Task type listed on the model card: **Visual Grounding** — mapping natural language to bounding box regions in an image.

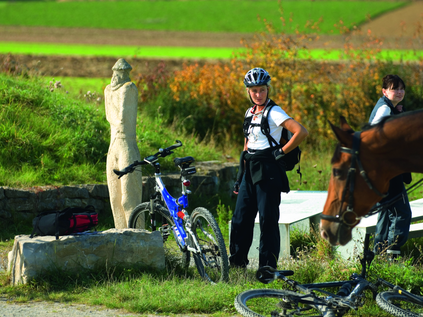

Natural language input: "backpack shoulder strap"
[261,100,279,148]
[243,107,255,140]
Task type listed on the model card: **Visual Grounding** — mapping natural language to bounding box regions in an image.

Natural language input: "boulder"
[7,229,165,285]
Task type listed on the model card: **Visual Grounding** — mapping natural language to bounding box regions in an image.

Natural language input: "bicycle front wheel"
[190,207,229,283]
[128,202,190,269]
[377,291,423,317]
[235,289,328,317]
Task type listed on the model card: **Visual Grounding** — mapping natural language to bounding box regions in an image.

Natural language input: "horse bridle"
[320,131,388,229]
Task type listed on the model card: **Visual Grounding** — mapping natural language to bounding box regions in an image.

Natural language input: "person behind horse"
[229,68,308,269]
[369,74,412,258]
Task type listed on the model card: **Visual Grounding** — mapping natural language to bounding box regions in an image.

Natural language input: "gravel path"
[0,297,222,317]
[0,298,140,317]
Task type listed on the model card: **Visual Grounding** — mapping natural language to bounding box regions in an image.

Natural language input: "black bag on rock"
[30,205,98,240]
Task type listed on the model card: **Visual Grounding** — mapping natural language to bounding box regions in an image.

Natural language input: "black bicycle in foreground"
[235,233,423,317]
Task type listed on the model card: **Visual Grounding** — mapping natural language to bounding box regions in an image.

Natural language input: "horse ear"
[339,116,355,133]
[329,120,353,147]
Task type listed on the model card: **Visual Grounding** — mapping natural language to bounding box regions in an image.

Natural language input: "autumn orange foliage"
[136,12,423,147]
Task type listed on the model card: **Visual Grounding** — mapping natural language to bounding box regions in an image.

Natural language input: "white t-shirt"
[371,104,391,124]
[246,105,291,150]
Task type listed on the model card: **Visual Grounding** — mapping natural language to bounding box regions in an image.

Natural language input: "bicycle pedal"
[161,224,171,232]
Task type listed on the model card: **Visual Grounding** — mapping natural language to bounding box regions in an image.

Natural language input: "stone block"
[190,175,218,196]
[3,187,32,198]
[0,187,4,200]
[83,198,105,213]
[0,209,11,218]
[6,197,36,212]
[63,198,84,208]
[8,229,165,285]
[35,187,59,201]
[36,200,59,212]
[59,186,90,199]
[82,184,109,199]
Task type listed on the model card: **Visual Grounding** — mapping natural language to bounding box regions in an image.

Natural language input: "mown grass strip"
[0,1,406,34]
[303,48,423,61]
[2,42,423,62]
[0,42,241,59]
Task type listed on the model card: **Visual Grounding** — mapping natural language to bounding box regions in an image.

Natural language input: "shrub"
[145,13,423,148]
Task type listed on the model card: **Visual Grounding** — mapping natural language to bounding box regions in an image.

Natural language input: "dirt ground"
[1,2,423,77]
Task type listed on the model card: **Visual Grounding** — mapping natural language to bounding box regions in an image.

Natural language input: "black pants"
[229,174,281,268]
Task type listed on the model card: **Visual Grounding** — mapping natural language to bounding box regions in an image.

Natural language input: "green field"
[0,42,242,59]
[0,0,406,34]
[2,41,423,62]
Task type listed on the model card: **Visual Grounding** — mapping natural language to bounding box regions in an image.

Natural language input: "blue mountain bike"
[114,140,229,283]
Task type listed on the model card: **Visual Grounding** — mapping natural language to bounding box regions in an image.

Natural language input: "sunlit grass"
[0,1,406,34]
[0,42,242,59]
[3,42,423,62]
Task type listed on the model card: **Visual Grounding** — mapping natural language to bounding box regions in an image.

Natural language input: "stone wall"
[0,162,238,226]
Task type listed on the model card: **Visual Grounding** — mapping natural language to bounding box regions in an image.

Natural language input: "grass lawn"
[2,42,423,62]
[0,42,242,59]
[0,1,406,34]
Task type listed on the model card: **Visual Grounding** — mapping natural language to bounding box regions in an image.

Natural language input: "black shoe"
[229,261,247,270]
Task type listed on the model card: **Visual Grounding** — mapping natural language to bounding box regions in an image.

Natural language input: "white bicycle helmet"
[244,68,271,87]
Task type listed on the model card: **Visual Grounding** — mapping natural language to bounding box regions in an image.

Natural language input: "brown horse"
[320,109,423,246]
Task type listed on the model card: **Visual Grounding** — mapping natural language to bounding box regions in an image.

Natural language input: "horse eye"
[333,168,347,180]
[333,168,341,177]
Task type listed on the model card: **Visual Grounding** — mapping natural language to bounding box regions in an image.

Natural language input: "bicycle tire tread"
[191,207,229,283]
[377,291,423,317]
[235,288,326,317]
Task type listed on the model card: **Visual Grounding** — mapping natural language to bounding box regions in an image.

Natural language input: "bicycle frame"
[146,154,199,254]
[256,233,383,313]
[115,140,230,283]
[152,169,188,249]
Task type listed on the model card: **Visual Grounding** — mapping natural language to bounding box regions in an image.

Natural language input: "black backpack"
[30,205,98,240]
[243,101,302,175]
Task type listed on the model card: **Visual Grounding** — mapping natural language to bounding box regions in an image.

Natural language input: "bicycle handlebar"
[113,140,183,178]
[162,140,182,152]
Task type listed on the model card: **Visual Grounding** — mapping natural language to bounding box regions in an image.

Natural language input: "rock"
[7,229,165,285]
[59,186,90,199]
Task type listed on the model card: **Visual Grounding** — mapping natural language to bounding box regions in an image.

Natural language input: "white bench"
[229,191,327,260]
[336,198,423,259]
[229,191,423,263]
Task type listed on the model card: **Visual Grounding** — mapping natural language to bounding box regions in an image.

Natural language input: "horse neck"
[362,110,423,177]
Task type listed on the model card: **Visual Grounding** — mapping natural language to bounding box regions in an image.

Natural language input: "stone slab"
[7,229,165,285]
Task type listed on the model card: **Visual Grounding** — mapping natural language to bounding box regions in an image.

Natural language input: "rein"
[367,178,423,217]
[320,131,388,228]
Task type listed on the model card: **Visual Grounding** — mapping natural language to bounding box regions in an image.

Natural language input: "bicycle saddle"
[174,156,195,168]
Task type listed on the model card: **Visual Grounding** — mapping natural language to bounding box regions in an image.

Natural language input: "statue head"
[111,59,132,90]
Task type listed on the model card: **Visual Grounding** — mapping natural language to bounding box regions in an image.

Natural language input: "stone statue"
[105,58,143,229]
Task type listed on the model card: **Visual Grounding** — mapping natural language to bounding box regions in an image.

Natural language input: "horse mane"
[332,109,423,164]
[361,109,423,131]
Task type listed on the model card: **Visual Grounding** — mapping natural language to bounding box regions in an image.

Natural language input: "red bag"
[67,211,99,234]
[31,205,98,239]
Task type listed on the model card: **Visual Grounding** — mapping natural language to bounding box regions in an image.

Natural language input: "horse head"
[320,117,390,246]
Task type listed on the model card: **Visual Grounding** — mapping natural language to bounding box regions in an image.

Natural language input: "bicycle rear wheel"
[377,291,423,317]
[128,202,190,269]
[190,207,229,283]
[235,288,329,317]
